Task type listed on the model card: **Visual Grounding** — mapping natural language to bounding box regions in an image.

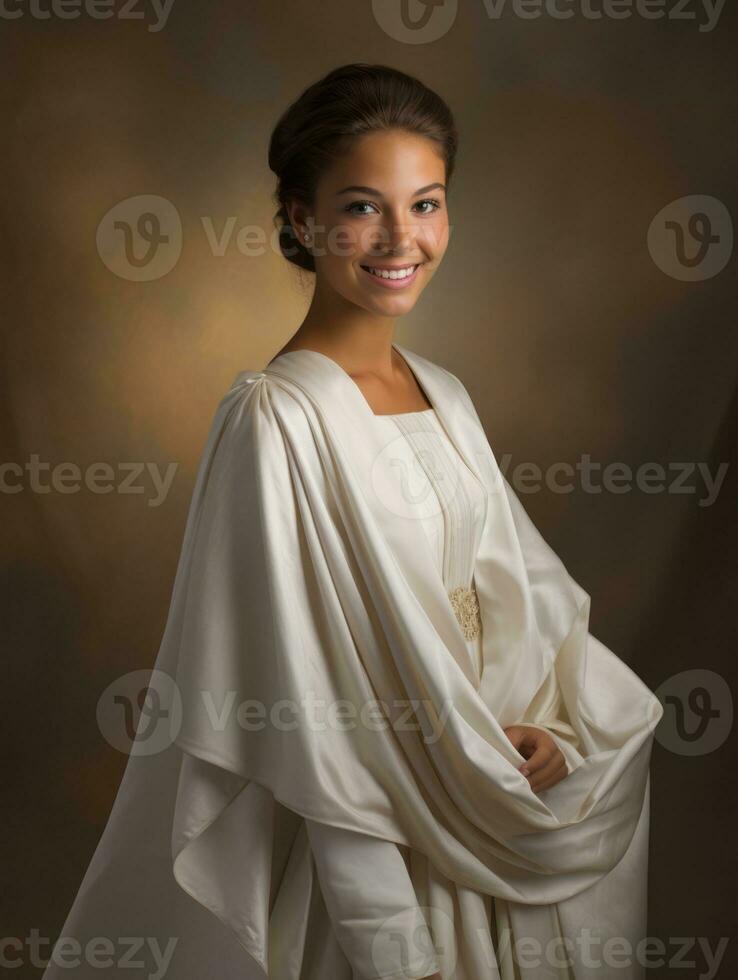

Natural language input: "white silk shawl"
[41,343,663,980]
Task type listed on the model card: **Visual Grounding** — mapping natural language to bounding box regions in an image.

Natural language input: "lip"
[359,263,422,289]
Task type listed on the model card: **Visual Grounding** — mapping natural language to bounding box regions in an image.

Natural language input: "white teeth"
[365,265,417,280]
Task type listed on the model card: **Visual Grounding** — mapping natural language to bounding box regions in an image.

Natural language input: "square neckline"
[372,408,436,419]
[376,407,436,419]
[267,343,436,418]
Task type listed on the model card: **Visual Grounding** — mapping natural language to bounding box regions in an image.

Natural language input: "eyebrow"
[334,182,446,198]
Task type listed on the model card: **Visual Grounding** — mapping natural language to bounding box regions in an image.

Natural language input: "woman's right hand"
[502,724,569,793]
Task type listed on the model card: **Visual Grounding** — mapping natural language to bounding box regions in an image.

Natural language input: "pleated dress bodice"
[369,407,488,683]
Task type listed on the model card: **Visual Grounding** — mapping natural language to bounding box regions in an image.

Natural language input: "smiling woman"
[268,65,453,340]
[41,64,661,980]
[282,136,448,312]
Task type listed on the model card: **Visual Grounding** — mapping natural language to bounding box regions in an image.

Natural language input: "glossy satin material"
[309,406,588,979]
[40,343,662,980]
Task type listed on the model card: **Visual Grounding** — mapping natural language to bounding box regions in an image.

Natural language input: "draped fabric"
[41,342,662,980]
[300,406,588,980]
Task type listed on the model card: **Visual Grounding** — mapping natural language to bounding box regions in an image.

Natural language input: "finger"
[533,763,567,794]
[504,726,537,753]
[526,749,564,789]
[519,741,556,776]
[530,757,568,793]
[529,759,565,793]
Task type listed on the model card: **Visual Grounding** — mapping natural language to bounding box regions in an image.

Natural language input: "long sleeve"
[304,818,441,980]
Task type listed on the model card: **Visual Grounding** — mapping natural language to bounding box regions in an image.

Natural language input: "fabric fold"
[41,344,662,980]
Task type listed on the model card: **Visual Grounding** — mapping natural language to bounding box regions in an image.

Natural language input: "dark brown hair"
[268,63,459,273]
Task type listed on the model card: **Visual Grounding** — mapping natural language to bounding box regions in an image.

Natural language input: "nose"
[369,215,416,257]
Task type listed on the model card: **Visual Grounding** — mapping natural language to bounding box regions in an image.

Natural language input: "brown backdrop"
[2,2,736,977]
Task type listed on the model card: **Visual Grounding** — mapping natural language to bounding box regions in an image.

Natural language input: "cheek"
[323,220,364,262]
[352,222,390,257]
[423,215,450,255]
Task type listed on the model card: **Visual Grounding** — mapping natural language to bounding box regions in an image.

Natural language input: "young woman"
[42,65,662,980]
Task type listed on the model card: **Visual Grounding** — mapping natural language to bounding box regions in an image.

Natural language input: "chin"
[371,296,420,317]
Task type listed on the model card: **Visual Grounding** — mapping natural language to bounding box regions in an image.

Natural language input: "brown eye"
[345,201,378,215]
[414,199,442,214]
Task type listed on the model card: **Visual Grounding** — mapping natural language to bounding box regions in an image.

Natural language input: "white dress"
[305,408,575,980]
[38,346,658,980]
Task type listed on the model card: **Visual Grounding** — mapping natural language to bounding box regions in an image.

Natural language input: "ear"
[285,199,312,241]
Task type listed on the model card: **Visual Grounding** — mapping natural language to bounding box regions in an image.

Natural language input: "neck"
[286,309,400,378]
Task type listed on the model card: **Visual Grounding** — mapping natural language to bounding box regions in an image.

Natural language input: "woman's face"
[289,129,450,318]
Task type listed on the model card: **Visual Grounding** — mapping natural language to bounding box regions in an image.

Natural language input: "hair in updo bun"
[268,63,458,273]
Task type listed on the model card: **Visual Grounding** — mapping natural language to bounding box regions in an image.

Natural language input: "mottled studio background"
[2,0,736,977]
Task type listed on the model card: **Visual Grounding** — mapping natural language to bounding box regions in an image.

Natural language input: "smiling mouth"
[359,263,420,281]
